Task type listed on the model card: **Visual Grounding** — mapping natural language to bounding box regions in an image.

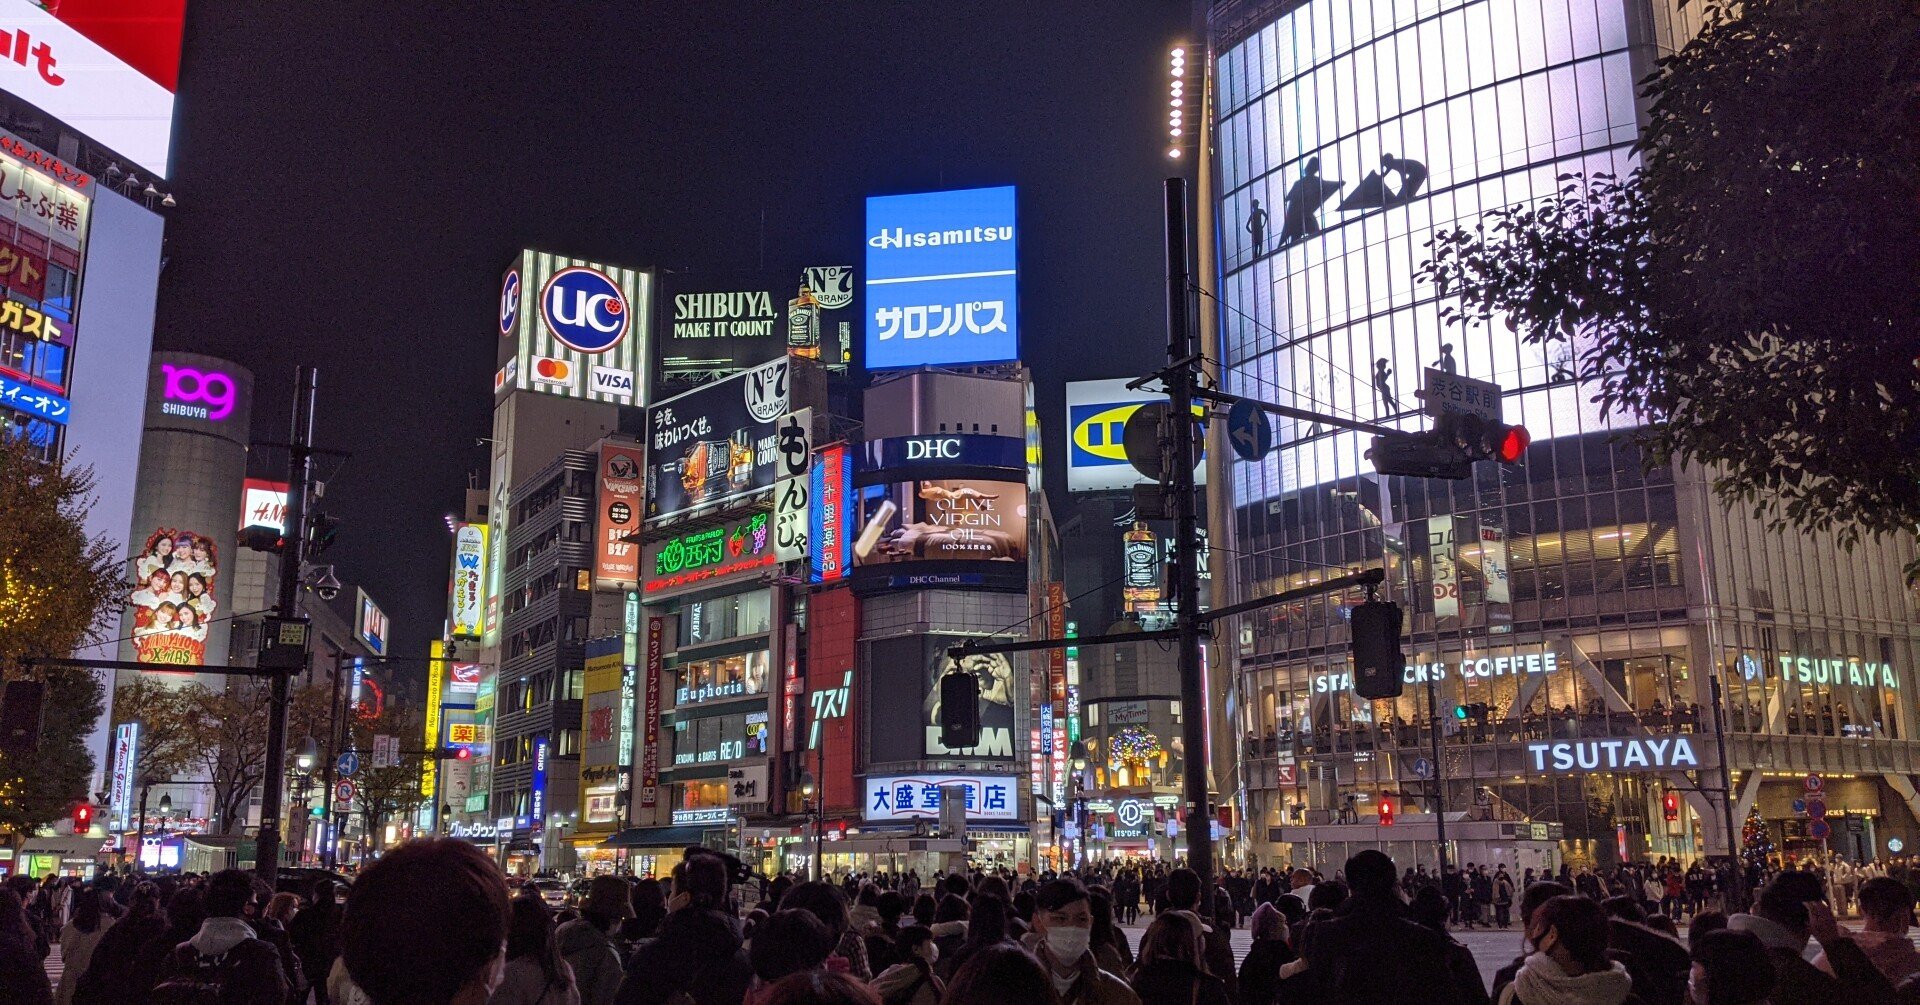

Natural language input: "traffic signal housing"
[436,746,472,761]
[1350,598,1406,699]
[1662,790,1680,822]
[307,512,342,557]
[1367,413,1530,479]
[72,803,93,832]
[240,525,285,553]
[938,663,982,750]
[1378,796,1394,827]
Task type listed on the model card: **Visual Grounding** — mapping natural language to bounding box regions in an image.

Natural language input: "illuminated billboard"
[641,512,775,596]
[645,357,790,523]
[1064,379,1206,493]
[127,527,217,667]
[0,1,184,177]
[240,478,287,532]
[496,249,651,405]
[448,522,486,638]
[852,479,1029,566]
[356,588,389,657]
[863,185,1018,370]
[809,443,853,584]
[657,267,854,380]
[594,441,644,587]
[865,635,1022,763]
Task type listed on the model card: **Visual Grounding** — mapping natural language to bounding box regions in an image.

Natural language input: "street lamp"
[799,770,819,881]
[294,736,320,773]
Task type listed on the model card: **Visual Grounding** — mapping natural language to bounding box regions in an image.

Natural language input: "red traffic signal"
[455,746,471,761]
[1378,796,1395,827]
[1662,791,1680,822]
[1495,424,1531,464]
[72,803,93,831]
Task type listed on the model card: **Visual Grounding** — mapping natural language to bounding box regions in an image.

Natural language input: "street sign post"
[335,780,354,804]
[336,752,359,777]
[1226,398,1273,461]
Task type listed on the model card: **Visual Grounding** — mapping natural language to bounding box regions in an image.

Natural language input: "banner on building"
[773,409,813,562]
[1429,517,1459,620]
[595,442,645,586]
[641,617,664,808]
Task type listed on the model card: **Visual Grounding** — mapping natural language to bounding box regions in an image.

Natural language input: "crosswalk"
[42,942,63,988]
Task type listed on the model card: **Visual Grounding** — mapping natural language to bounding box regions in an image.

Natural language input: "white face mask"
[1045,925,1091,965]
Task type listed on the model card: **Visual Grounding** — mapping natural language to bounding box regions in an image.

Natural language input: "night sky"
[155,3,1193,660]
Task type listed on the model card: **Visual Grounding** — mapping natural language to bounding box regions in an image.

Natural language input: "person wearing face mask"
[1500,896,1634,1005]
[341,839,512,1005]
[1021,878,1140,1005]
[868,926,943,1005]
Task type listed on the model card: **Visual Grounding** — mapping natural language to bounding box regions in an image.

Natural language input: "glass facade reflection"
[1211,0,1920,870]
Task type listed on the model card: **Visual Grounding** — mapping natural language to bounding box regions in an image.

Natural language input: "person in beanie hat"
[559,877,636,1005]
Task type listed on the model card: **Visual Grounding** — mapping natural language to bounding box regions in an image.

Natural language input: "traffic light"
[1452,702,1490,721]
[938,663,981,750]
[1378,796,1394,827]
[1350,598,1405,699]
[306,512,342,557]
[0,679,45,756]
[1367,414,1530,479]
[71,803,93,832]
[436,746,472,761]
[1662,790,1680,822]
[1453,704,1470,721]
[1438,412,1531,465]
[240,524,285,553]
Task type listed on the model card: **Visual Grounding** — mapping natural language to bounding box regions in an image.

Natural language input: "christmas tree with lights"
[1741,806,1774,867]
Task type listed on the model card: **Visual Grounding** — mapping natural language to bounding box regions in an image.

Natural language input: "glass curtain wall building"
[1210,0,1920,870]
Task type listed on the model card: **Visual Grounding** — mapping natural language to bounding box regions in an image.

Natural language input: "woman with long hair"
[492,896,579,1005]
[72,882,165,1005]
[1128,911,1228,1005]
[0,887,52,1005]
[939,943,1059,1005]
[53,887,113,1005]
[935,893,1008,982]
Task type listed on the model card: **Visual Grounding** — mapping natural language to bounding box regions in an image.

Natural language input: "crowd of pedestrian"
[8,843,1920,1005]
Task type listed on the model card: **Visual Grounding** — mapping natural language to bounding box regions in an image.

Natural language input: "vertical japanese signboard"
[595,442,645,587]
[449,523,486,638]
[423,642,445,799]
[773,409,812,562]
[641,617,663,809]
[109,721,138,833]
[810,443,853,583]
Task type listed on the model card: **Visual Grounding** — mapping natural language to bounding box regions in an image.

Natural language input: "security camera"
[312,566,343,602]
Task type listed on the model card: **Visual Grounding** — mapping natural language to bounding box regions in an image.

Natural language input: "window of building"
[680,591,772,648]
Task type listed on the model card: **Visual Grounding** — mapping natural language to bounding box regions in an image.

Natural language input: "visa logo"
[592,366,634,397]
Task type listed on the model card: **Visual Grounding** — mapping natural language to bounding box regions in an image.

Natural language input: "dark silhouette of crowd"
[11,843,1920,1005]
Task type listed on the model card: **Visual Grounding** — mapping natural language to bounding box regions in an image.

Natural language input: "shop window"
[675,650,770,705]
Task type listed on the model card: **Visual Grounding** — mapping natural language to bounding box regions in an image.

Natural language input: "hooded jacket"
[556,918,624,1005]
[153,917,290,1005]
[615,907,751,1005]
[1495,954,1633,1005]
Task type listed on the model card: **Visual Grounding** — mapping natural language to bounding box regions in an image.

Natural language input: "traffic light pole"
[1427,666,1450,879]
[259,366,317,887]
[1163,177,1212,889]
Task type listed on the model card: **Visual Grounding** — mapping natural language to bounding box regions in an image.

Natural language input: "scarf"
[1511,953,1633,1005]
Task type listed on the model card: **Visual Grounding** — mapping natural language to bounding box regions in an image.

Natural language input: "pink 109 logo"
[160,364,237,421]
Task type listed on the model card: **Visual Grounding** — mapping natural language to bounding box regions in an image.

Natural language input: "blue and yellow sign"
[1065,378,1206,493]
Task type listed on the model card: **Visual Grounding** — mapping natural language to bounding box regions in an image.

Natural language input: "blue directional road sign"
[1226,398,1273,462]
[336,751,359,777]
[1411,757,1435,780]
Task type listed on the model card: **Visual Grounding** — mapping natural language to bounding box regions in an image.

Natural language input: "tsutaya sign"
[1769,655,1900,690]
[1528,736,1700,774]
[1313,650,1561,694]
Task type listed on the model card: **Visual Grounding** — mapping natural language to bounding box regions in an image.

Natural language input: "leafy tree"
[347,703,428,853]
[110,678,203,785]
[1419,0,1920,558]
[0,435,124,833]
[186,678,335,835]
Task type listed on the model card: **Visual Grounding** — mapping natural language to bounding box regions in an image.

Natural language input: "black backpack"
[149,941,268,1005]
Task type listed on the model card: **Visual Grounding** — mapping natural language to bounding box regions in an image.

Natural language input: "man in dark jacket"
[616,854,751,1005]
[1300,851,1485,1005]
[1599,896,1690,1005]
[151,870,290,1005]
[1728,872,1893,1005]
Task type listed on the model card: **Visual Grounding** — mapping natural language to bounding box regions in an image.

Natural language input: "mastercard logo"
[532,356,574,384]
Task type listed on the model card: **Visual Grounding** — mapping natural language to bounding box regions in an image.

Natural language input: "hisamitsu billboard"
[864,185,1017,371]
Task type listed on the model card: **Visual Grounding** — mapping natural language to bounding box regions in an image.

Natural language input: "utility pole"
[320,648,346,871]
[258,366,317,886]
[1164,177,1212,888]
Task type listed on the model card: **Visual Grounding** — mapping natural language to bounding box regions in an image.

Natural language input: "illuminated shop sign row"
[1527,736,1700,774]
[863,774,1019,821]
[1313,650,1561,694]
[642,513,774,594]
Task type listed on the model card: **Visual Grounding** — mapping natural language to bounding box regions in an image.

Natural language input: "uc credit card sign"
[864,185,1018,370]
[1065,378,1207,493]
